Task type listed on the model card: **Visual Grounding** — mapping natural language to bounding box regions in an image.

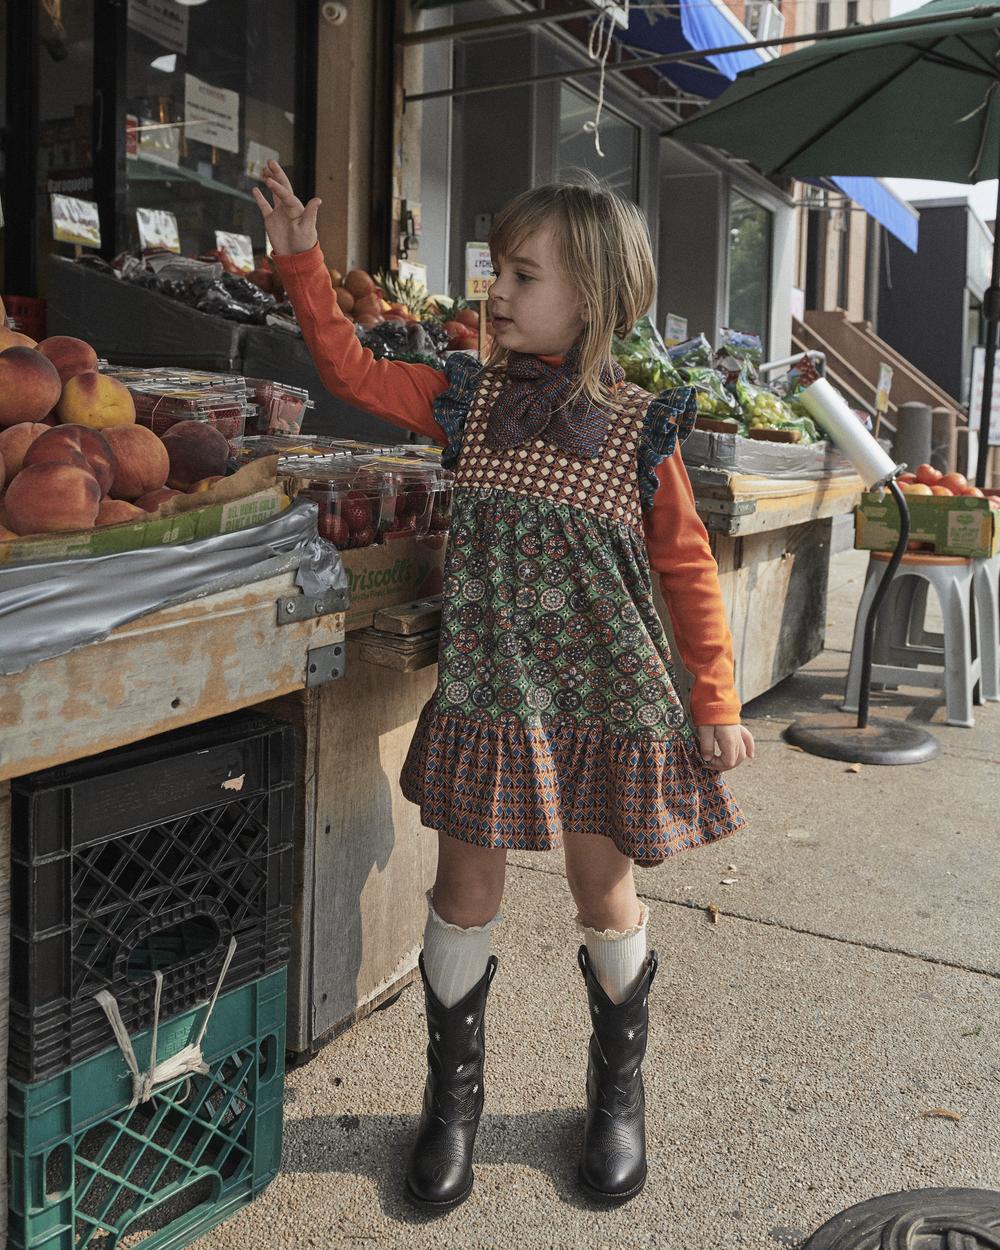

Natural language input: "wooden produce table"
[0,568,435,1243]
[657,468,866,708]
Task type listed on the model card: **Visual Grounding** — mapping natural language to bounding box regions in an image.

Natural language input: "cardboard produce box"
[0,459,287,566]
[855,492,999,558]
[339,533,446,630]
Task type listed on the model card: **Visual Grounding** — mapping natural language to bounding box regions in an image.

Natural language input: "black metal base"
[782,712,939,765]
[802,1185,1000,1247]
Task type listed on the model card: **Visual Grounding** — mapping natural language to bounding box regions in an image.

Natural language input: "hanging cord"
[583,1,632,158]
[95,936,237,1110]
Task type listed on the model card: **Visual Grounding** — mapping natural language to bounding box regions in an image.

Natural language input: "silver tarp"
[0,498,348,675]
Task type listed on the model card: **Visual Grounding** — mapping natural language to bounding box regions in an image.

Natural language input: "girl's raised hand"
[252,159,321,256]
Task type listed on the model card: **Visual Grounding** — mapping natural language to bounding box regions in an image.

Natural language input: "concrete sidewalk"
[198,544,1000,1250]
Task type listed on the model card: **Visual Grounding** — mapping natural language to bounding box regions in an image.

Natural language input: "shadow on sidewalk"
[280,1109,615,1217]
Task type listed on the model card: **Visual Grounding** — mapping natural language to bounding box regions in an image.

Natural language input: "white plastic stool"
[842,551,982,727]
[972,551,1000,700]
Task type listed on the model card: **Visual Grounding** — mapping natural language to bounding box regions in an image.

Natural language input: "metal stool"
[842,551,982,727]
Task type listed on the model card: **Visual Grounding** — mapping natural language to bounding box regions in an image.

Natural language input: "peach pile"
[0,332,235,539]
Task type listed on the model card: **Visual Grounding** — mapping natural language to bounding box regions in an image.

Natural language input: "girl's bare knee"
[431,834,507,926]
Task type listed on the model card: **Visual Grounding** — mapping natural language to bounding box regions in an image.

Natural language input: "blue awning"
[619,3,920,249]
[829,177,920,253]
[615,0,769,100]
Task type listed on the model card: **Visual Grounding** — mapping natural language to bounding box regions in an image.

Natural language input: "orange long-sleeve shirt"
[274,245,741,725]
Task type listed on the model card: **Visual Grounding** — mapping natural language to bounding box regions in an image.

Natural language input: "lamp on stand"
[781,378,939,765]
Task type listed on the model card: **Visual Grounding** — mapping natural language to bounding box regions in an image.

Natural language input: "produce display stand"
[658,467,866,706]
[0,568,351,1243]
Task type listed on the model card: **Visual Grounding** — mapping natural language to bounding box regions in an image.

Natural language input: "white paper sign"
[185,74,240,154]
[127,0,188,54]
[398,260,428,291]
[465,242,493,301]
[969,346,1000,446]
[875,362,893,415]
[136,207,180,253]
[245,139,280,181]
[664,313,687,347]
[51,194,101,248]
[215,230,255,273]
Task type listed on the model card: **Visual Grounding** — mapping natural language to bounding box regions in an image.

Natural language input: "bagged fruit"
[611,315,684,393]
[679,365,741,419]
[732,376,822,443]
[667,334,714,369]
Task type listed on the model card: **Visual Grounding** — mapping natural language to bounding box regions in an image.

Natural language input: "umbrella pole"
[974,174,1000,489]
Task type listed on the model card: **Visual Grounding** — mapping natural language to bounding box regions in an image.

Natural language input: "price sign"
[465,242,493,301]
[875,363,893,414]
[136,207,180,253]
[215,230,254,273]
[664,313,687,347]
[51,194,101,248]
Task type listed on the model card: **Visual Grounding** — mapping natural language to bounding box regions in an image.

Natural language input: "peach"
[188,475,224,494]
[23,424,117,496]
[36,335,99,385]
[104,424,169,500]
[161,422,229,490]
[96,498,145,526]
[56,371,135,430]
[0,347,62,426]
[0,326,37,351]
[136,486,181,512]
[0,423,47,483]
[5,462,101,534]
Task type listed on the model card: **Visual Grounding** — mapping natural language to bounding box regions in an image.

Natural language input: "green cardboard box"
[855,491,999,558]
[340,533,446,631]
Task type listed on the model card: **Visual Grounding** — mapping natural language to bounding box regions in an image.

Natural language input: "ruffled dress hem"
[399,702,748,868]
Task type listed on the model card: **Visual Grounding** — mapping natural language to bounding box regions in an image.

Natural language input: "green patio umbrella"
[667,0,1000,487]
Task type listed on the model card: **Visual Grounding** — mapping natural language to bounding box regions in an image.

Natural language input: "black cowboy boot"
[576,944,659,1204]
[405,951,499,1211]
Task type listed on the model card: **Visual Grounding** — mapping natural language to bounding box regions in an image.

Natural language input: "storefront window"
[35,0,95,296]
[558,84,639,201]
[728,190,772,341]
[125,0,306,257]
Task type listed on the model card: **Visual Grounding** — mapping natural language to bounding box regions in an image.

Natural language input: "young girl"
[255,160,754,1212]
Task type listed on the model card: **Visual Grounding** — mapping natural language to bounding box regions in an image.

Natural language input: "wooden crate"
[263,642,439,1055]
[0,782,10,1249]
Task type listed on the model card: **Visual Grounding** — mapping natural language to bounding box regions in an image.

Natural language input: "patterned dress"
[400,356,748,868]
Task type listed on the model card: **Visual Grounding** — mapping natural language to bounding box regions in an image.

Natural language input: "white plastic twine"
[583,2,632,158]
[95,936,238,1109]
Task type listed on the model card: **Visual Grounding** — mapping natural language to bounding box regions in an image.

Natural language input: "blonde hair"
[487,175,656,411]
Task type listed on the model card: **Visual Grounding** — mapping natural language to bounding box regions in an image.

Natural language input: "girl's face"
[488,223,587,357]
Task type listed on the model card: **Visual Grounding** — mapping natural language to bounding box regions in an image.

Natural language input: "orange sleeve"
[272,244,448,444]
[642,448,742,726]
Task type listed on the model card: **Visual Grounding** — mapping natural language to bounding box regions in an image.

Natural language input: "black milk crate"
[9,711,294,1084]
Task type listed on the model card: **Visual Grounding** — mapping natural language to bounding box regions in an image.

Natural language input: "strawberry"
[342,497,373,531]
[351,525,375,548]
[429,507,450,531]
[318,512,350,547]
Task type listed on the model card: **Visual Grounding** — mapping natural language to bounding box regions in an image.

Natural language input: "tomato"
[915,463,943,486]
[939,472,968,492]
[897,472,917,484]
[930,485,954,496]
[456,308,480,330]
[960,486,985,497]
[903,482,933,495]
[443,319,467,341]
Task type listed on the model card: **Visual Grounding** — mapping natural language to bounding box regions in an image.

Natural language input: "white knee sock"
[576,899,650,1005]
[422,888,503,1008]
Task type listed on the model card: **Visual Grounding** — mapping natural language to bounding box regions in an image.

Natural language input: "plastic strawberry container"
[297,458,395,550]
[358,457,442,539]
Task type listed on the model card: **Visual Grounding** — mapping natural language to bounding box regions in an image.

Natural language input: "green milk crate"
[7,967,287,1250]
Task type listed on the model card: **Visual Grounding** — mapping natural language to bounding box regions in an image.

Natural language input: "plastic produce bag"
[733,376,823,443]
[612,315,684,392]
[717,328,763,378]
[667,334,714,369]
[679,365,741,418]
